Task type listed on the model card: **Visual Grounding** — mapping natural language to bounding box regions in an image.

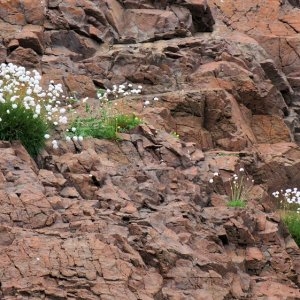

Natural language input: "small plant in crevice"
[170,131,180,139]
[209,168,254,208]
[67,83,145,141]
[272,188,300,246]
[0,63,71,157]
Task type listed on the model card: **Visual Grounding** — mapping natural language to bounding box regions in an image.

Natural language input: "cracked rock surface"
[0,134,299,299]
[0,0,299,299]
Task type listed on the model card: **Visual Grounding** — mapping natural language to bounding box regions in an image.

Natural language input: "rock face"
[0,0,299,299]
[208,0,300,142]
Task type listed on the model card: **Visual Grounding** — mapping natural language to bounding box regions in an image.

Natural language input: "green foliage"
[0,102,48,157]
[272,188,300,246]
[70,114,142,140]
[171,131,180,139]
[67,85,143,141]
[282,211,300,246]
[227,199,246,208]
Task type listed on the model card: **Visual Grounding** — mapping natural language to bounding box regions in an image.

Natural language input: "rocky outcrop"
[0,134,299,299]
[0,0,299,299]
[208,0,300,142]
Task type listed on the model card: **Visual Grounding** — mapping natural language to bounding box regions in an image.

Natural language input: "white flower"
[44,134,50,139]
[58,116,68,124]
[213,172,219,177]
[144,100,150,106]
[71,127,76,132]
[239,168,244,172]
[10,95,19,102]
[72,136,78,142]
[12,104,17,109]
[153,97,159,101]
[209,178,214,183]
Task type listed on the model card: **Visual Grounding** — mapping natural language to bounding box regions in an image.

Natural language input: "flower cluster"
[144,96,159,107]
[209,172,219,183]
[0,63,71,155]
[272,188,300,213]
[0,63,68,125]
[97,83,142,100]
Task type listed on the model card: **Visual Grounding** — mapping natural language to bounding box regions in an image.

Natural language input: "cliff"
[0,1,299,299]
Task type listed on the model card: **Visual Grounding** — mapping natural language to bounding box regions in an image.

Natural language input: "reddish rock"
[252,142,300,190]
[59,0,85,28]
[7,46,41,69]
[23,0,46,25]
[0,1,26,25]
[122,9,188,42]
[251,115,292,143]
[15,26,45,55]
[0,1,298,299]
[64,74,96,98]
[245,247,265,275]
[252,280,300,299]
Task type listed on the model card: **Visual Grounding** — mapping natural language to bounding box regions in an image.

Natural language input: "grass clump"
[227,199,246,208]
[209,168,254,208]
[67,84,144,141]
[282,212,300,246]
[272,188,300,246]
[0,63,70,157]
[70,113,142,140]
[0,102,48,157]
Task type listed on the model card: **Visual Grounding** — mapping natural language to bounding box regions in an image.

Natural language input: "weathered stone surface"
[251,142,300,191]
[7,46,41,69]
[0,131,298,299]
[15,26,44,55]
[0,0,299,299]
[64,74,96,97]
[251,115,292,143]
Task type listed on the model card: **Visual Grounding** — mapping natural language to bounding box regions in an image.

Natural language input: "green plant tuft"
[272,188,300,246]
[67,84,144,141]
[282,211,300,246]
[70,114,142,140]
[171,131,180,139]
[227,199,246,208]
[0,102,48,157]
